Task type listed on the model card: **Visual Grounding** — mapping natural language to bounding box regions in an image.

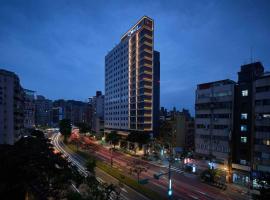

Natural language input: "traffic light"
[168,189,172,196]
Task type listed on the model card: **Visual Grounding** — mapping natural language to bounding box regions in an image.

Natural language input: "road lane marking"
[121,188,128,193]
[188,194,199,199]
[53,133,146,200]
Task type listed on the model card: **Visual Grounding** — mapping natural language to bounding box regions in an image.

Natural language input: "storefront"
[232,171,250,187]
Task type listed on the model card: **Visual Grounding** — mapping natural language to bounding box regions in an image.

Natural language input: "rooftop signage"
[128,25,141,37]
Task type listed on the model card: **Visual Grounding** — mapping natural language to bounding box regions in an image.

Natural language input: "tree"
[200,168,223,183]
[0,129,118,200]
[126,131,151,154]
[86,156,96,175]
[75,122,91,134]
[106,131,121,148]
[59,119,72,143]
[66,191,84,200]
[0,129,79,199]
[127,131,151,145]
[158,120,173,143]
[127,160,148,182]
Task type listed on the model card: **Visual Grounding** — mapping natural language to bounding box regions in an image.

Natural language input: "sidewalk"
[91,139,254,198]
[227,183,249,194]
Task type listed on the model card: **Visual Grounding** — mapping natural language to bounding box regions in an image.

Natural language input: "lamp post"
[168,143,173,199]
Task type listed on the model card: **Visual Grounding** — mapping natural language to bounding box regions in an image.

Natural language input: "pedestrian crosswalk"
[168,166,184,174]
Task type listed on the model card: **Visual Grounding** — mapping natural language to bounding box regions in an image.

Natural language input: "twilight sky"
[0,0,270,113]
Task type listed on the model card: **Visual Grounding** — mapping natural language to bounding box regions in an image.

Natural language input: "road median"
[65,142,165,200]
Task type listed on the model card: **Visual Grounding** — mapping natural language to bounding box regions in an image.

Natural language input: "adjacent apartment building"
[23,89,36,128]
[175,109,195,151]
[35,95,53,127]
[232,62,270,186]
[0,69,24,145]
[195,62,270,186]
[254,72,270,175]
[195,79,235,180]
[91,91,104,133]
[158,108,194,151]
[104,16,160,136]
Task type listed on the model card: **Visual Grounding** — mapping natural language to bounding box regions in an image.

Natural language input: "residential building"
[159,115,176,146]
[84,100,93,129]
[65,100,88,125]
[23,89,36,128]
[91,91,104,133]
[52,106,64,126]
[159,108,194,151]
[175,109,195,151]
[160,107,168,121]
[52,99,89,127]
[105,16,158,136]
[0,69,24,145]
[254,73,270,174]
[195,79,235,179]
[232,62,266,186]
[194,62,269,186]
[35,95,52,127]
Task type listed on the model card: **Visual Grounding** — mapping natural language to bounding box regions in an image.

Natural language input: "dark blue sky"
[1,0,270,113]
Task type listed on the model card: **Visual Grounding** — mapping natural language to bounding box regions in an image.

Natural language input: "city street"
[54,131,249,200]
[51,132,150,200]
[1,2,269,200]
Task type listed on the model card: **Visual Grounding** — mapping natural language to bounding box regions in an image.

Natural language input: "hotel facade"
[105,16,159,135]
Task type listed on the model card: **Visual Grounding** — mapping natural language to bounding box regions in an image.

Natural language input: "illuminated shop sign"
[128,25,141,37]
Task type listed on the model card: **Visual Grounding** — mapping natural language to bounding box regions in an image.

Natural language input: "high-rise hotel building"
[105,16,159,135]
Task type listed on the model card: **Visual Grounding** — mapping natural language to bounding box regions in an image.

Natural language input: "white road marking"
[52,132,147,200]
[188,194,199,199]
[121,188,128,193]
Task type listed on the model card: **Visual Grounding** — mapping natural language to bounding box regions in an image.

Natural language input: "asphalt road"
[51,132,149,200]
[76,132,249,200]
[52,131,250,200]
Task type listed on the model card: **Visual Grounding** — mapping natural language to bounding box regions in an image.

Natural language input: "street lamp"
[168,143,173,199]
[168,178,172,197]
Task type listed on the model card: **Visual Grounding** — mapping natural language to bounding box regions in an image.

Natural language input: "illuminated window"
[263,140,270,146]
[241,125,247,132]
[241,113,248,120]
[241,137,247,143]
[263,114,270,119]
[242,90,248,96]
[240,159,247,165]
